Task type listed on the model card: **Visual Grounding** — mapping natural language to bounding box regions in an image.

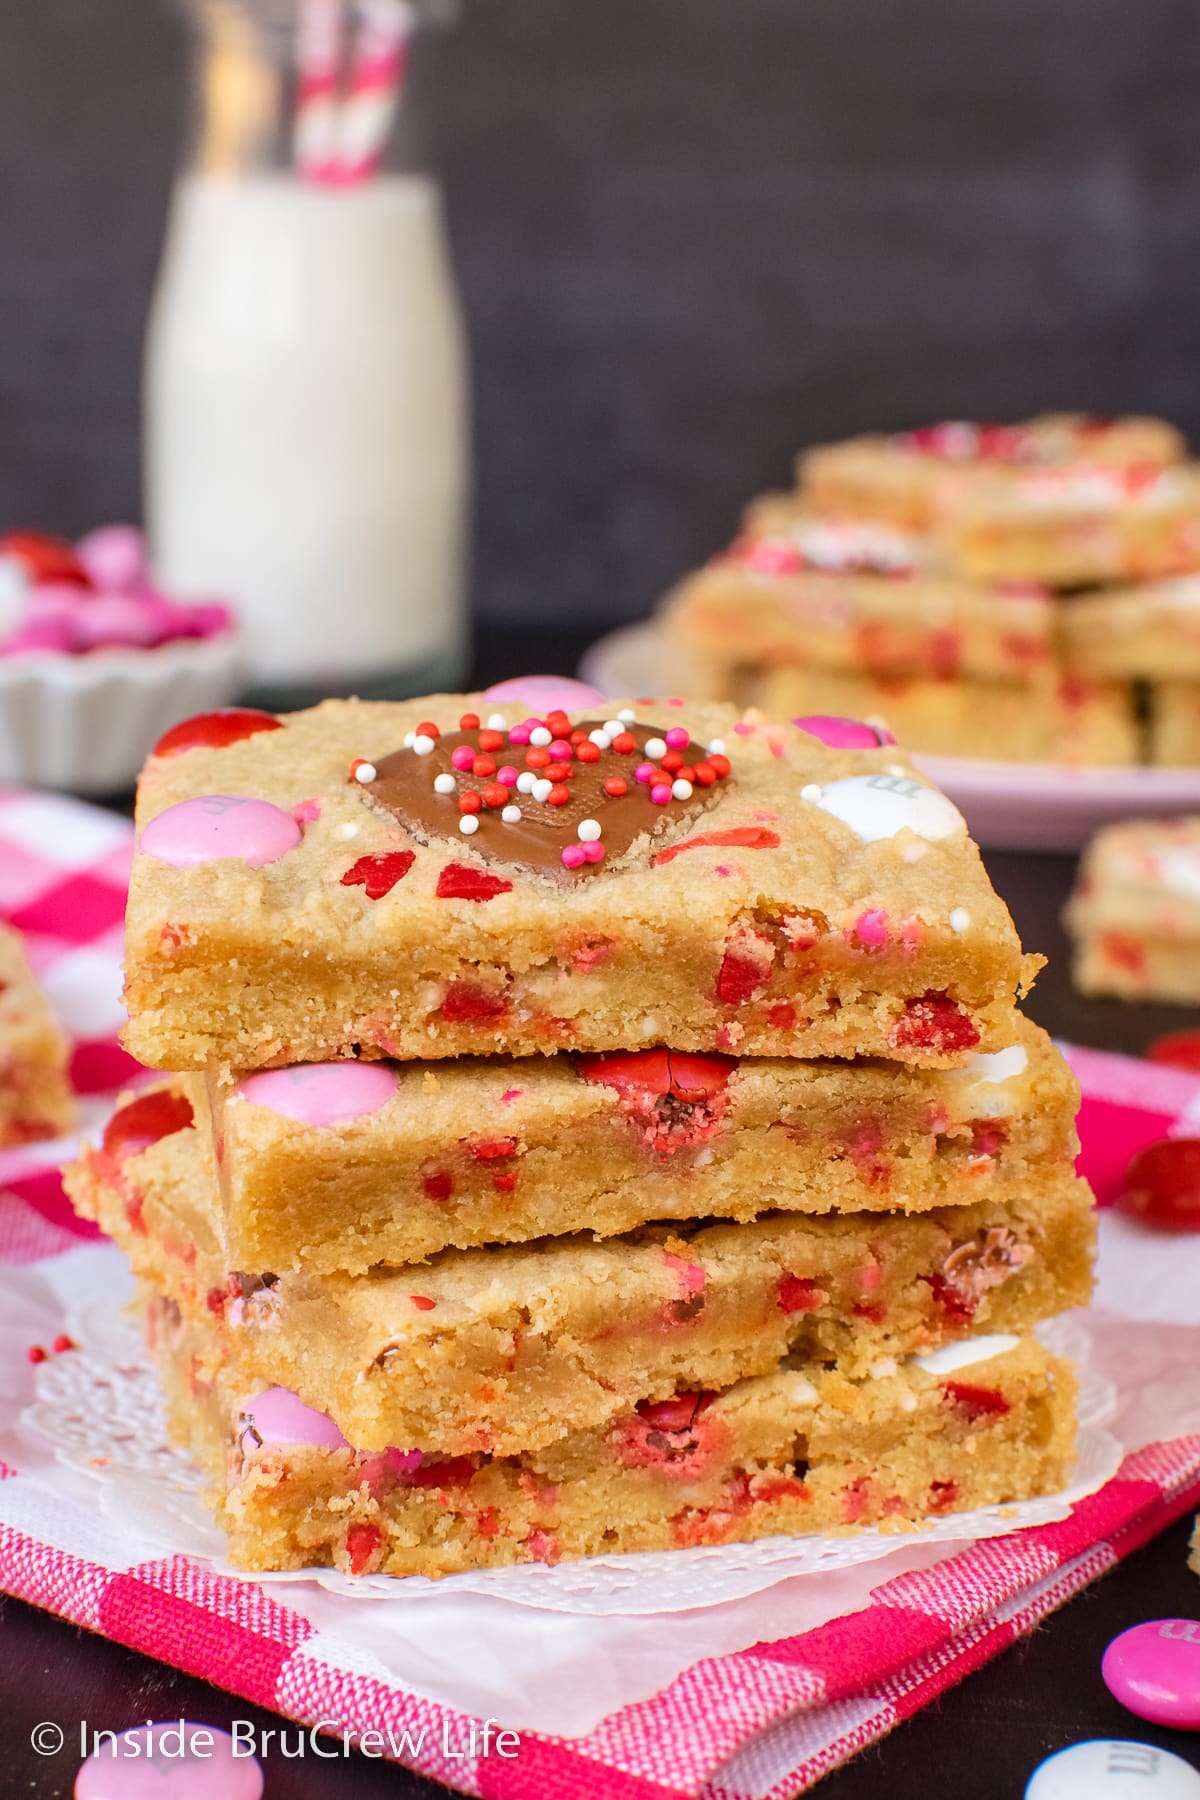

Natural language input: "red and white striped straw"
[293,0,348,183]
[334,0,414,185]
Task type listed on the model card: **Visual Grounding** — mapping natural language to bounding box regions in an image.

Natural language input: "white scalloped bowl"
[0,633,246,794]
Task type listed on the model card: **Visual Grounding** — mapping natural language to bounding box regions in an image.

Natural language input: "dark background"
[5,0,1200,633]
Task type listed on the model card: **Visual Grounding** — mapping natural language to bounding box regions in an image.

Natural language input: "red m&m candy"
[1120,1139,1200,1231]
[153,709,284,758]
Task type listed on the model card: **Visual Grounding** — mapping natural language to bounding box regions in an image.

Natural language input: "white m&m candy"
[1025,1740,1200,1800]
[816,774,966,845]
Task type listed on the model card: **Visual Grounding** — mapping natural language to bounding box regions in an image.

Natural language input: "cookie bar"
[761,667,1138,767]
[1148,684,1200,767]
[799,415,1186,533]
[147,1304,1078,1577]
[1066,817,1200,1002]
[936,465,1200,590]
[1059,577,1200,682]
[77,1018,1078,1272]
[121,696,1038,1072]
[662,540,1056,702]
[0,923,73,1146]
[65,1090,1093,1452]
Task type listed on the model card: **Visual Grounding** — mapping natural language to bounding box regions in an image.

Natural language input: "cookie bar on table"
[1059,575,1200,683]
[147,1300,1078,1577]
[0,922,73,1146]
[1149,685,1200,767]
[761,667,1139,767]
[1066,816,1200,1003]
[121,696,1038,1073]
[66,1088,1093,1453]
[78,1017,1079,1272]
[798,415,1186,533]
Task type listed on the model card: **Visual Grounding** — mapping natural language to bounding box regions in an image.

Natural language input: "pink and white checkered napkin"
[1,786,1199,1800]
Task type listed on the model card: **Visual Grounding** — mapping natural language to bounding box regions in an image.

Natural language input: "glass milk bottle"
[144,0,470,703]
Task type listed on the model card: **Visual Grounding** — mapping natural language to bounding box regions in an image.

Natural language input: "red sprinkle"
[26,1346,47,1365]
[525,747,552,769]
[102,1089,195,1159]
[153,708,284,758]
[575,741,601,763]
[660,750,685,773]
[612,732,637,754]
[604,777,628,797]
[345,1521,383,1575]
[545,762,572,782]
[416,720,440,739]
[441,982,509,1022]
[889,992,979,1055]
[493,1171,518,1192]
[708,753,731,777]
[435,863,513,902]
[340,850,416,899]
[472,755,497,778]
[458,791,483,814]
[778,1275,823,1314]
[459,712,480,730]
[653,827,779,868]
[692,761,717,786]
[410,1295,437,1311]
[467,1137,518,1160]
[547,784,571,806]
[52,1334,76,1354]
[422,1170,453,1202]
[478,729,504,752]
[482,783,508,808]
[943,1381,1010,1422]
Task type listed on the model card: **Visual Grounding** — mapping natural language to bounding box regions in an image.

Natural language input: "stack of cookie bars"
[663,413,1200,766]
[67,692,1094,1577]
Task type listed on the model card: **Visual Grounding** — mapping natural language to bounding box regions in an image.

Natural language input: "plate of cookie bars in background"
[584,412,1200,849]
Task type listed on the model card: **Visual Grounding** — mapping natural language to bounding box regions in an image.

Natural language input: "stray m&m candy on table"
[1025,1740,1200,1800]
[75,1722,263,1799]
[1120,1140,1200,1232]
[1102,1620,1200,1730]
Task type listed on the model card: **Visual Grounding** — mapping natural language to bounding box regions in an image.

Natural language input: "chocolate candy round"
[241,1386,347,1449]
[816,773,965,844]
[1024,1741,1200,1798]
[483,674,607,710]
[235,1062,398,1128]
[1121,1139,1200,1232]
[139,795,301,868]
[793,714,897,749]
[75,1722,263,1800]
[1102,1621,1200,1729]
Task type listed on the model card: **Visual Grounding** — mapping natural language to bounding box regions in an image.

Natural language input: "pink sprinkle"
[582,841,604,862]
[508,725,532,746]
[497,766,519,787]
[664,727,689,749]
[451,746,474,771]
[650,784,672,804]
[386,1446,425,1476]
[634,761,656,784]
[733,722,755,736]
[663,1252,707,1295]
[860,1262,882,1291]
[753,810,780,822]
[292,798,322,825]
[550,739,573,759]
[500,1087,522,1104]
[713,864,732,877]
[562,844,587,868]
[855,908,889,947]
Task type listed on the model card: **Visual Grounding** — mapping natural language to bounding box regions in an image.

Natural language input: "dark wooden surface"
[0,626,1198,1796]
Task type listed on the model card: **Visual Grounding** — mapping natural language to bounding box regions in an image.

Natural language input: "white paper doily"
[18,1253,1120,1617]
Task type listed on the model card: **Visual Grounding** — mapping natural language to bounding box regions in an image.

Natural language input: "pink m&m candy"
[235,1062,398,1128]
[1102,1619,1200,1729]
[75,1721,263,1800]
[793,714,897,749]
[139,795,301,868]
[241,1386,348,1450]
[483,675,607,711]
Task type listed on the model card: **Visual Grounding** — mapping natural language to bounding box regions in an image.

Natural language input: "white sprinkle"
[603,720,623,738]
[618,708,636,723]
[434,773,457,795]
[588,728,612,749]
[529,726,553,747]
[707,738,726,755]
[900,840,928,863]
[516,771,537,795]
[532,778,553,803]
[353,761,376,785]
[644,736,667,760]
[502,805,522,824]
[638,1015,661,1038]
[403,731,416,748]
[458,814,480,835]
[869,1357,898,1380]
[887,763,906,777]
[334,822,359,841]
[949,907,971,932]
[578,819,602,842]
[413,734,436,756]
[486,712,507,730]
[672,778,693,800]
[801,783,822,803]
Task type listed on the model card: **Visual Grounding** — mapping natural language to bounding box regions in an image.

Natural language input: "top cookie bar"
[121,694,1037,1073]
